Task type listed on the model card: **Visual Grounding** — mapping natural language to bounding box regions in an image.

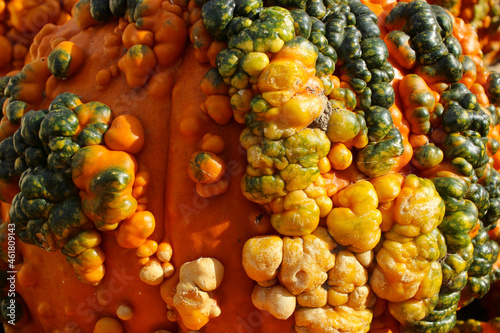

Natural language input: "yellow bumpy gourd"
[326,180,382,253]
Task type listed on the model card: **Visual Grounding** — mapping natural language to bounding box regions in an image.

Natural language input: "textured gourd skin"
[461,223,500,304]
[0,0,75,77]
[0,13,294,332]
[0,0,499,331]
[408,176,477,332]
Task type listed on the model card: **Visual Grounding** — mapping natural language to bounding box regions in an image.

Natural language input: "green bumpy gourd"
[0,112,47,202]
[412,144,444,169]
[440,83,490,137]
[267,0,307,9]
[370,82,394,109]
[73,102,112,146]
[439,199,478,252]
[272,0,342,20]
[90,0,112,22]
[299,0,401,179]
[109,0,127,17]
[37,94,112,170]
[486,71,500,105]
[228,6,295,52]
[341,59,372,86]
[0,137,19,185]
[49,92,82,110]
[356,127,404,178]
[47,46,75,80]
[413,30,448,65]
[461,223,500,303]
[452,318,500,333]
[436,83,492,182]
[466,183,490,219]
[291,9,312,39]
[444,35,462,59]
[241,173,287,204]
[327,0,398,175]
[415,54,463,85]
[225,17,253,40]
[12,110,47,175]
[350,0,379,37]
[4,94,117,284]
[62,230,102,257]
[234,0,263,16]
[76,0,172,25]
[39,108,79,144]
[441,103,473,134]
[389,1,452,37]
[10,166,79,249]
[359,82,373,108]
[241,127,330,236]
[0,76,11,109]
[205,4,301,91]
[308,18,337,77]
[330,88,357,110]
[4,100,29,125]
[337,26,362,64]
[479,165,500,229]
[410,177,477,332]
[48,197,94,244]
[364,105,393,142]
[306,0,327,19]
[202,0,236,40]
[325,11,347,49]
[440,82,480,111]
[216,49,244,78]
[385,0,463,84]
[360,38,388,69]
[487,104,500,130]
[443,132,488,171]
[461,55,477,80]
[3,66,27,101]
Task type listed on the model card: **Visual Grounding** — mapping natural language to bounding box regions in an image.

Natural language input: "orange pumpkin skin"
[1,0,500,332]
[0,0,76,76]
[0,11,301,331]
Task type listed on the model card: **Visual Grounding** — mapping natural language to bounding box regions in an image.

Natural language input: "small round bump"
[93,317,123,333]
[116,304,134,321]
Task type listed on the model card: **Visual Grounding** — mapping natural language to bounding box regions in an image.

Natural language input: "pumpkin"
[427,0,500,66]
[0,0,499,332]
[0,0,76,76]
[451,318,500,332]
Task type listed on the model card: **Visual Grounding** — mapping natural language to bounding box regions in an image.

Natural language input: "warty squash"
[0,0,499,332]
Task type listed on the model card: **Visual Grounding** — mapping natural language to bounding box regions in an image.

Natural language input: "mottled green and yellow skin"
[451,318,500,333]
[241,128,330,235]
[487,72,500,105]
[71,145,137,231]
[1,0,500,331]
[369,175,446,329]
[47,41,84,80]
[200,0,500,330]
[385,0,464,85]
[0,77,11,108]
[412,144,444,169]
[461,223,500,304]
[0,87,123,286]
[408,176,476,332]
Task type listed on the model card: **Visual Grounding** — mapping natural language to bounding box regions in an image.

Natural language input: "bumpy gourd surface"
[0,0,499,332]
